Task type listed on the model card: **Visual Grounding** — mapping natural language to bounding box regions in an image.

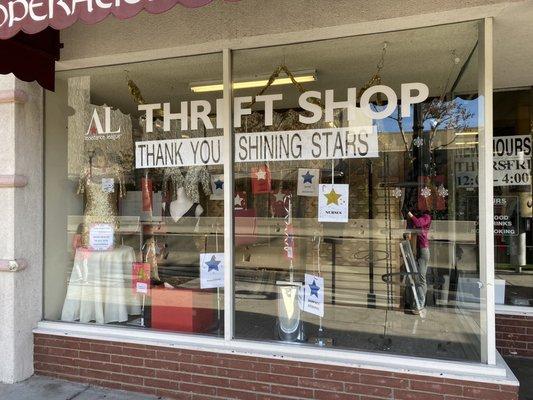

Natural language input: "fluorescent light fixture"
[190,70,316,93]
[456,141,479,146]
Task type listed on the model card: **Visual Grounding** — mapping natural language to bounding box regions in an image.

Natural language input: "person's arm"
[408,212,425,228]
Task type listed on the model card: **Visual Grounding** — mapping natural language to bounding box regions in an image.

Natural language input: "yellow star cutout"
[324,188,341,205]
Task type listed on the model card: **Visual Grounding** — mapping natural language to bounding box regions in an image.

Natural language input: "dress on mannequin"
[77,155,125,248]
[169,187,204,222]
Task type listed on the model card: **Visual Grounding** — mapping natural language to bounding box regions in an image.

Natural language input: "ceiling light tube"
[190,70,316,93]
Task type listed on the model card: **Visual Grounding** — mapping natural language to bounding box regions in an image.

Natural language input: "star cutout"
[273,189,285,203]
[234,193,244,207]
[255,168,267,180]
[214,179,224,190]
[309,279,320,298]
[302,171,314,184]
[324,188,341,205]
[205,255,221,272]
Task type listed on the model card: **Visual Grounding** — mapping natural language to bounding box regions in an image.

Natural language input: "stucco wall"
[59,0,519,62]
[0,76,43,383]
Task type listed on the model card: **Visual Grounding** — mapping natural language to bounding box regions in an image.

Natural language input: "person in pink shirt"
[408,210,432,310]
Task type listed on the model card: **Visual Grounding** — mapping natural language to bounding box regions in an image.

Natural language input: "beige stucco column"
[0,74,43,383]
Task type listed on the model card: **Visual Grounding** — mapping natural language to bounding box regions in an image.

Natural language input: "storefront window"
[232,22,485,361]
[44,21,491,363]
[493,90,533,308]
[44,53,225,336]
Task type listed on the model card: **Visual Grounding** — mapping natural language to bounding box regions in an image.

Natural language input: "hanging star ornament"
[413,137,424,148]
[437,184,449,198]
[421,186,432,198]
[302,170,314,184]
[309,279,321,298]
[205,255,221,272]
[324,188,341,205]
[214,179,223,190]
[392,187,402,199]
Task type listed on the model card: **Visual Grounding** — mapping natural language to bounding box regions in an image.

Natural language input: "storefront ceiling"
[58,22,479,117]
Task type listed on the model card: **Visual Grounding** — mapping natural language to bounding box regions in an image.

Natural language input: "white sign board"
[297,168,320,197]
[135,127,379,168]
[89,223,114,251]
[455,135,532,187]
[200,253,224,289]
[318,184,349,222]
[303,273,324,317]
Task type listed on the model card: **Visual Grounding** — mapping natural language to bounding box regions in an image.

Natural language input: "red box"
[150,287,217,333]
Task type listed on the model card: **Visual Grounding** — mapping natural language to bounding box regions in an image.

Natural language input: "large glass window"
[44,53,225,336]
[44,21,492,364]
[493,89,533,308]
[232,22,485,362]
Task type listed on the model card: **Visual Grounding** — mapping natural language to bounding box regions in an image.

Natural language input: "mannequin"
[169,187,204,222]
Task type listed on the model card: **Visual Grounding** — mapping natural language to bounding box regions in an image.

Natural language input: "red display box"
[150,287,217,333]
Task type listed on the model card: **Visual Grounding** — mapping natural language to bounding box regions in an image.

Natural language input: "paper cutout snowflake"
[392,187,402,199]
[437,185,449,198]
[420,186,432,198]
[413,137,424,148]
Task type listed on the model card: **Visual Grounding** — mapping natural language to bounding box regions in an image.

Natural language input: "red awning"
[0,0,235,40]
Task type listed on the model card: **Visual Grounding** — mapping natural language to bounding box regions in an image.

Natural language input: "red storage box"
[150,286,217,333]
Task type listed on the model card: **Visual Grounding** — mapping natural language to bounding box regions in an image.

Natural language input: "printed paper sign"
[455,135,532,187]
[318,184,349,222]
[297,168,319,197]
[210,174,224,200]
[303,273,324,317]
[200,253,224,289]
[101,178,114,193]
[135,127,379,168]
[132,262,151,295]
[89,223,114,251]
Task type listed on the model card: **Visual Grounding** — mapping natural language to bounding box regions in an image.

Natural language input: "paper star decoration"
[413,137,424,148]
[392,187,403,199]
[273,188,285,203]
[214,179,224,190]
[302,170,314,184]
[421,186,432,198]
[255,168,267,180]
[309,279,320,298]
[437,184,449,198]
[324,188,341,205]
[205,255,221,272]
[234,193,244,207]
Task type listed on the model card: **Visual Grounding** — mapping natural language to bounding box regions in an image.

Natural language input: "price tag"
[101,178,115,193]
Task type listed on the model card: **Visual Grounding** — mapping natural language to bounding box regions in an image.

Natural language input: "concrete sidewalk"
[0,375,163,400]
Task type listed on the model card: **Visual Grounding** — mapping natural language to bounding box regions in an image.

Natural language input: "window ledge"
[496,304,533,317]
[35,320,518,386]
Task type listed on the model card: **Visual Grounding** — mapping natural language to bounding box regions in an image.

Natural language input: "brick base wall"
[496,313,533,358]
[34,333,518,400]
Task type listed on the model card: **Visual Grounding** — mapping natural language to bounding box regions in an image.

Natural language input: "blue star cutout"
[205,255,221,272]
[302,171,314,184]
[309,279,320,298]
[214,179,224,190]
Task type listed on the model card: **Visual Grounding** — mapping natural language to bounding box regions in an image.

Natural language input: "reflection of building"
[3,1,533,399]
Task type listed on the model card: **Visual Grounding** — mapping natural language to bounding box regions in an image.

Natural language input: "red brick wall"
[34,333,518,400]
[496,313,533,358]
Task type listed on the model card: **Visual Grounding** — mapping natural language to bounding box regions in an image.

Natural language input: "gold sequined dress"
[78,165,126,248]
